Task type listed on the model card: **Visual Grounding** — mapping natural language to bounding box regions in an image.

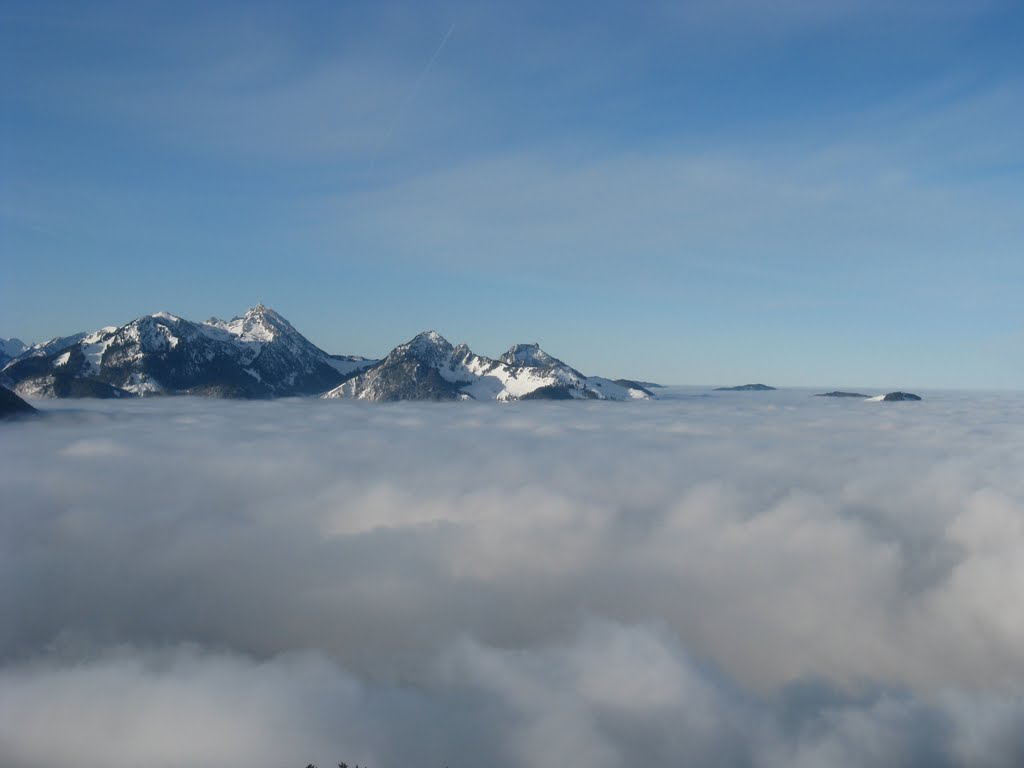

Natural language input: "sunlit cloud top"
[2,393,1024,765]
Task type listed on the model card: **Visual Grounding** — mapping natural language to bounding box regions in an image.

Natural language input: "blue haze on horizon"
[1,0,1022,389]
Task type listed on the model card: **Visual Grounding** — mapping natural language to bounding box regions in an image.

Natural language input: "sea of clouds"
[2,389,1023,767]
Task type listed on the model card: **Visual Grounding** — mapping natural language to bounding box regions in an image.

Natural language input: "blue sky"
[2,0,1022,388]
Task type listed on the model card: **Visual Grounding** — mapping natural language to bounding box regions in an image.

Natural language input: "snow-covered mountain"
[323,331,653,402]
[3,314,652,403]
[2,305,374,399]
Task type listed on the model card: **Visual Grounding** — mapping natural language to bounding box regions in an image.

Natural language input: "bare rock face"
[0,385,36,419]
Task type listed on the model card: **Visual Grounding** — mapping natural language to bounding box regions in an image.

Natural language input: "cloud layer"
[2,391,1023,766]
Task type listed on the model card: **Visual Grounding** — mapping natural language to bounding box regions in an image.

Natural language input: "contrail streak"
[372,23,456,169]
[417,22,456,87]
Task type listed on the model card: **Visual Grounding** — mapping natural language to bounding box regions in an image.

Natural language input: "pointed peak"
[0,338,27,357]
[211,305,295,343]
[392,330,454,362]
[245,303,284,320]
[148,311,182,323]
[413,329,447,343]
[405,330,453,350]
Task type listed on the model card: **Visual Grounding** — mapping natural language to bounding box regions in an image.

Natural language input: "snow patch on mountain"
[81,328,117,374]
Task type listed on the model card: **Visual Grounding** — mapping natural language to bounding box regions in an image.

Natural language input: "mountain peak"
[414,329,446,343]
[500,342,565,369]
[409,330,452,349]
[390,331,455,364]
[210,305,295,343]
[148,311,182,323]
[243,303,287,324]
[245,303,280,318]
[0,338,27,364]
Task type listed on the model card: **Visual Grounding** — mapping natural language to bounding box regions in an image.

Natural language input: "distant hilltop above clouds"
[0,306,652,402]
[714,383,777,392]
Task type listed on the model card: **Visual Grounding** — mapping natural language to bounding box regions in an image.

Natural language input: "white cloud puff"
[1,390,1023,766]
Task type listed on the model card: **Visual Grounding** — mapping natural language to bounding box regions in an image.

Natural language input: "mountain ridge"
[3,312,651,402]
[2,306,374,399]
[324,330,652,402]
